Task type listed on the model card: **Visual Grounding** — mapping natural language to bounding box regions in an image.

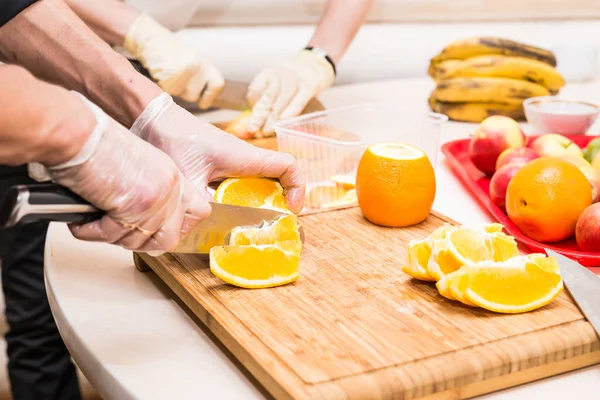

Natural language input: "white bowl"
[523,96,600,135]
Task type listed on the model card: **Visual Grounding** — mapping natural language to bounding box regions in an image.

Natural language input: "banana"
[431,37,557,67]
[431,77,550,106]
[429,55,565,94]
[428,95,525,123]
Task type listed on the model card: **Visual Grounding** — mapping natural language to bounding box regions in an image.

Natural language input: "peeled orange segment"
[331,174,356,190]
[209,241,300,289]
[447,268,477,306]
[214,178,290,212]
[435,276,456,300]
[229,214,300,246]
[462,254,563,313]
[427,225,519,281]
[402,224,451,281]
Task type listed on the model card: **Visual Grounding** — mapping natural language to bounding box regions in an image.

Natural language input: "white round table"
[45,78,600,400]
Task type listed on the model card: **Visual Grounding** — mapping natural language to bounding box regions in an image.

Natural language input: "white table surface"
[45,77,600,400]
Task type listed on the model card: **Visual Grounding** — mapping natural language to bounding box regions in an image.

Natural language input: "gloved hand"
[246,49,335,137]
[124,13,224,110]
[130,93,306,213]
[46,92,210,252]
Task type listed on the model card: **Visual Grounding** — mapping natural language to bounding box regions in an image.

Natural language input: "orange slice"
[214,178,290,212]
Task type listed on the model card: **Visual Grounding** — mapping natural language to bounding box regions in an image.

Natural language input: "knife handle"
[0,183,102,229]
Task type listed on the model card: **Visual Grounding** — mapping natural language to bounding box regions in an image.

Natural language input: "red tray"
[441,134,600,268]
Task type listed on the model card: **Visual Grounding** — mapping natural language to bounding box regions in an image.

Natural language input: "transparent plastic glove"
[47,93,210,253]
[124,13,224,110]
[130,93,306,213]
[246,49,335,137]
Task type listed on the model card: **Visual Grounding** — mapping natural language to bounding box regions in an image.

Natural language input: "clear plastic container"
[273,103,448,213]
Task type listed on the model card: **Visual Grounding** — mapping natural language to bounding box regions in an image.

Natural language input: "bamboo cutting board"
[135,208,600,400]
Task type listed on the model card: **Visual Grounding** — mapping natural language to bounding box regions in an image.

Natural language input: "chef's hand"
[246,49,335,137]
[130,93,306,213]
[124,13,224,110]
[47,92,209,252]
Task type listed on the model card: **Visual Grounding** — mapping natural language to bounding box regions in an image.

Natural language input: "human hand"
[246,49,335,137]
[130,93,306,213]
[46,93,209,252]
[124,13,224,110]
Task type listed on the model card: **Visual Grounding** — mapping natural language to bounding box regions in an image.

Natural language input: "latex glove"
[246,49,335,137]
[124,13,224,110]
[47,93,210,252]
[130,93,306,213]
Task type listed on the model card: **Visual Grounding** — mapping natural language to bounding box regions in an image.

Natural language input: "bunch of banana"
[428,37,565,123]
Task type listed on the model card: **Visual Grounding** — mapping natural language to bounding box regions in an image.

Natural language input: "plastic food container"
[273,104,448,212]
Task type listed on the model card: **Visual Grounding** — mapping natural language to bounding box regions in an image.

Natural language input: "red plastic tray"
[441,134,600,268]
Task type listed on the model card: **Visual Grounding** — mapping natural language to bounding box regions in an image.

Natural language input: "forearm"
[307,0,374,64]
[0,65,94,166]
[0,0,161,127]
[65,0,140,46]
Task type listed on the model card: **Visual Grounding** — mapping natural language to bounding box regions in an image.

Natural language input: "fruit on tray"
[429,55,565,94]
[559,154,600,203]
[402,222,563,314]
[496,147,539,171]
[489,163,525,212]
[583,137,600,163]
[530,133,583,158]
[441,254,563,313]
[427,37,563,123]
[575,203,600,252]
[214,177,290,212]
[505,157,593,243]
[469,115,525,175]
[210,178,302,288]
[356,143,435,227]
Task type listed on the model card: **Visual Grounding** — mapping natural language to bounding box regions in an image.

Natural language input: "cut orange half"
[214,177,290,212]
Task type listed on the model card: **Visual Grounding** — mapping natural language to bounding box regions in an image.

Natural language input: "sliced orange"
[427,225,518,281]
[214,178,290,212]
[223,110,253,139]
[210,241,300,289]
[306,185,357,209]
[402,224,451,281]
[331,174,356,190]
[228,214,300,246]
[459,254,562,313]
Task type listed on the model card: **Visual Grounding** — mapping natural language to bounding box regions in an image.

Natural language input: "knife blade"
[546,249,600,339]
[129,59,325,114]
[0,183,304,254]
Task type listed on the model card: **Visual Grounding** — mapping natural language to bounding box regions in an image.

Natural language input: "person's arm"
[0,0,161,128]
[245,0,374,137]
[0,64,208,252]
[307,0,374,65]
[64,0,139,46]
[64,0,225,110]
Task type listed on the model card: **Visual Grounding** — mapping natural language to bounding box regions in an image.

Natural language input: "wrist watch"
[304,46,337,76]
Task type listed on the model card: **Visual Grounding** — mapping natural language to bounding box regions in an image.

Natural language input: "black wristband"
[304,46,337,76]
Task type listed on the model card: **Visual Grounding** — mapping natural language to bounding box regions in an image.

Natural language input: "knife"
[129,59,325,113]
[546,249,600,339]
[0,183,304,254]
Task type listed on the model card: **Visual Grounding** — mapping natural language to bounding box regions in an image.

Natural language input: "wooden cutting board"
[134,208,600,400]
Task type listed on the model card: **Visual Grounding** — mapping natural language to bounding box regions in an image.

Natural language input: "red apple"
[496,147,539,171]
[469,116,526,175]
[530,133,583,158]
[489,163,525,212]
[575,203,600,252]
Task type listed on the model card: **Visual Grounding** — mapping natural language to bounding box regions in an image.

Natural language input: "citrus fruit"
[223,110,253,139]
[462,254,563,313]
[331,174,356,190]
[214,178,290,212]
[306,185,356,209]
[228,214,300,246]
[355,143,436,227]
[427,224,519,281]
[505,157,593,242]
[210,240,301,289]
[402,224,451,281]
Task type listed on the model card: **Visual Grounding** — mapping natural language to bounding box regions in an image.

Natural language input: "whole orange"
[505,157,593,242]
[355,143,436,227]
